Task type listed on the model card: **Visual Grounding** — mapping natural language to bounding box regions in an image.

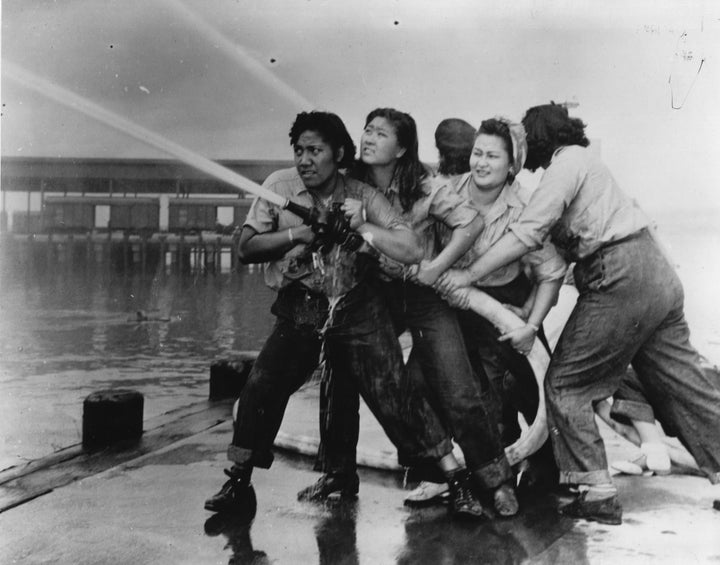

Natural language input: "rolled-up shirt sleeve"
[363,188,411,231]
[428,179,478,229]
[509,152,584,249]
[243,196,279,234]
[522,240,568,282]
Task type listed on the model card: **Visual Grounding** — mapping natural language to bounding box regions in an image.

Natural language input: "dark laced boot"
[446,470,486,520]
[297,472,360,502]
[204,468,256,515]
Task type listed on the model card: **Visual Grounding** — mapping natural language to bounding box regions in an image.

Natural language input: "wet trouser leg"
[315,366,360,475]
[315,281,404,475]
[402,282,511,487]
[323,283,452,466]
[230,282,452,470]
[546,230,720,485]
[228,315,322,468]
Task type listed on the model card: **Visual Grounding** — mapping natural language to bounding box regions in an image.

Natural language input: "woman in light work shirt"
[447,117,566,493]
[437,102,720,526]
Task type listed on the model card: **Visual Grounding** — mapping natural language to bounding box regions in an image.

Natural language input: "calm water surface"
[0,241,275,468]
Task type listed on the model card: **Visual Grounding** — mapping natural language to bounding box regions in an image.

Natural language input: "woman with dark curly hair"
[437,102,720,525]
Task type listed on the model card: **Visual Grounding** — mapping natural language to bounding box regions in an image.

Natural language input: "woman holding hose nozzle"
[205,110,459,517]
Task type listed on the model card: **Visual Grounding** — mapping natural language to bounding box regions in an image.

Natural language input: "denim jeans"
[318,279,512,488]
[610,368,656,425]
[228,281,452,469]
[546,229,720,485]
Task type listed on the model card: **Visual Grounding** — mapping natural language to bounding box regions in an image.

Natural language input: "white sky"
[2,0,720,216]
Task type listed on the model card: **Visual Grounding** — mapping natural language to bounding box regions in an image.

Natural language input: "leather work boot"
[558,491,623,525]
[297,472,360,502]
[204,469,257,515]
[446,470,486,520]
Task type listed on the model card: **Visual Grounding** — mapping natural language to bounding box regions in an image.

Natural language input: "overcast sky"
[2,0,719,215]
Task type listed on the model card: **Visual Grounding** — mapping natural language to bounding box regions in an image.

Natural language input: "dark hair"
[288,111,356,169]
[355,107,428,212]
[477,117,515,184]
[522,103,589,171]
[438,149,472,176]
[435,118,475,176]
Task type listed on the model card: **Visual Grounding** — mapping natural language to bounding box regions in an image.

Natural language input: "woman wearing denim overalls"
[437,102,720,525]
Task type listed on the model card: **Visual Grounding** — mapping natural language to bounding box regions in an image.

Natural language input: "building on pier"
[0,157,292,273]
[0,156,292,234]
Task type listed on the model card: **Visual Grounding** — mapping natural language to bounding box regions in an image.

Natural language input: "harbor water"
[0,240,275,470]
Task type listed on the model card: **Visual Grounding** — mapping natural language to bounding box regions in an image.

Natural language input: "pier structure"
[0,156,292,273]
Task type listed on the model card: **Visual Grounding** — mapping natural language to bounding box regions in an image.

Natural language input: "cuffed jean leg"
[548,230,718,486]
[632,305,720,483]
[229,317,322,468]
[545,290,638,486]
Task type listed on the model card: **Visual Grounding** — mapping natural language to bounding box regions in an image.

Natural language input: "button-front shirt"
[509,145,650,261]
[450,173,567,287]
[244,167,408,296]
[379,174,479,279]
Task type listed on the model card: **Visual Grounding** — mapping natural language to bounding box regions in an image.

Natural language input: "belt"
[578,228,649,266]
[599,227,648,251]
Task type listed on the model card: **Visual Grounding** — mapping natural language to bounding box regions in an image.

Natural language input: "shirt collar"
[550,145,569,164]
[292,169,347,202]
[483,181,524,224]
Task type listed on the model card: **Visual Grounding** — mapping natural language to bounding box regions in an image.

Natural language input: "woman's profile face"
[469,133,511,191]
[360,117,406,167]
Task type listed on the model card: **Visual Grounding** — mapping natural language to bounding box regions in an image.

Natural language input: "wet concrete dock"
[1,383,719,564]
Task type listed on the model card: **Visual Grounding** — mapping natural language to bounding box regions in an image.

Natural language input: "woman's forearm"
[466,231,530,283]
[238,226,301,264]
[427,215,484,276]
[359,224,424,264]
[526,279,562,329]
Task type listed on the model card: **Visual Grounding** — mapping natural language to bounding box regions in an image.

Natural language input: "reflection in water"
[204,497,268,565]
[396,492,591,565]
[397,511,528,565]
[314,500,360,565]
[0,241,275,462]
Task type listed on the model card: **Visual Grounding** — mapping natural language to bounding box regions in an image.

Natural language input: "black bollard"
[209,353,257,400]
[82,389,144,450]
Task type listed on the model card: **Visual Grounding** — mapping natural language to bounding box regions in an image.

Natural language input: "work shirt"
[379,174,478,279]
[451,174,567,287]
[509,145,650,262]
[244,167,408,296]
